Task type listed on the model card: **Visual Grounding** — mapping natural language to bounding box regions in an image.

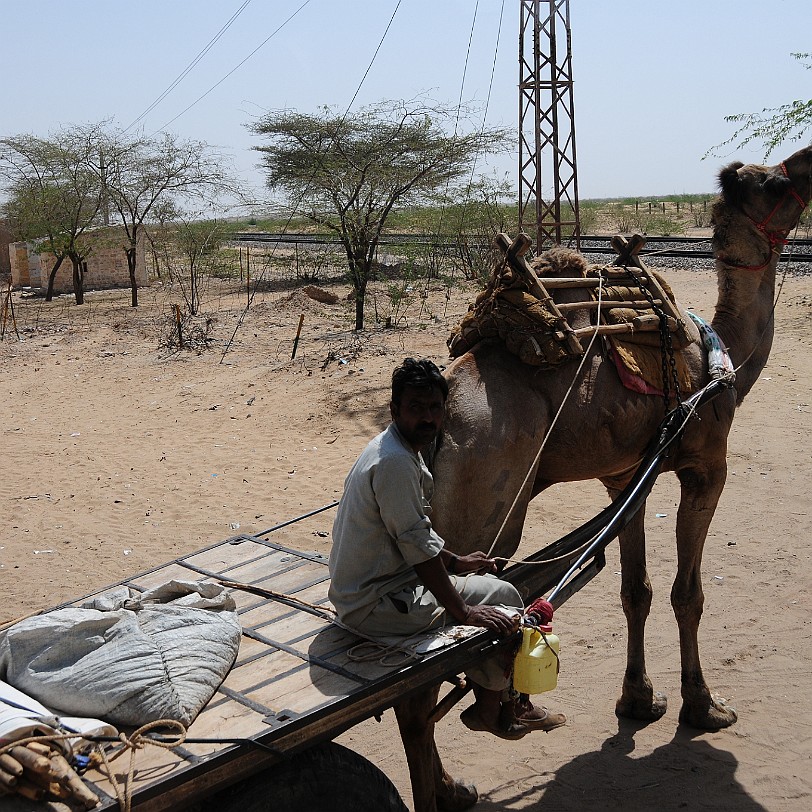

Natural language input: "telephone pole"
[518,0,580,251]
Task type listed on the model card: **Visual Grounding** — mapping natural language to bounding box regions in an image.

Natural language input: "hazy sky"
[2,0,810,207]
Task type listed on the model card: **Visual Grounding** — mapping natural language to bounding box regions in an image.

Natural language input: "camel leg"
[608,491,668,722]
[394,686,478,812]
[673,466,737,730]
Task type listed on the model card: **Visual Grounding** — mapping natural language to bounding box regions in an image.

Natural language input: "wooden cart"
[4,504,517,811]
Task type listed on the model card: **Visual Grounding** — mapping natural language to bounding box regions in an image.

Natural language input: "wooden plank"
[127,562,210,590]
[240,606,333,645]
[494,233,584,355]
[610,233,686,329]
[219,558,327,594]
[557,298,661,313]
[182,538,276,573]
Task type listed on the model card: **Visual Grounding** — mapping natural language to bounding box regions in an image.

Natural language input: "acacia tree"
[712,52,812,157]
[94,130,233,307]
[249,101,509,330]
[0,128,104,303]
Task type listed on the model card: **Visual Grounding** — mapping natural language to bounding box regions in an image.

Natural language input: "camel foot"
[615,690,668,723]
[678,695,737,730]
[437,778,478,812]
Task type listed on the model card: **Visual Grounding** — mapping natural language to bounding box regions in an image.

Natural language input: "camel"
[393,145,812,812]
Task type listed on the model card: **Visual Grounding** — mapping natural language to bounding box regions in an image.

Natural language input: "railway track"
[234,232,812,263]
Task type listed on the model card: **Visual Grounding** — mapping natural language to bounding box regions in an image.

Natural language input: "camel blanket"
[447,258,582,368]
[593,271,698,393]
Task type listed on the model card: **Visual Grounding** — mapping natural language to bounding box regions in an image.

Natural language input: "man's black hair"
[391,357,448,406]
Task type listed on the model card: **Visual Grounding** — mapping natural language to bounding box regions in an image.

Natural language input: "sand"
[2,264,811,810]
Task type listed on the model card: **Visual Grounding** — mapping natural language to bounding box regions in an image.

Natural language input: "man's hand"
[453,551,498,575]
[461,604,520,637]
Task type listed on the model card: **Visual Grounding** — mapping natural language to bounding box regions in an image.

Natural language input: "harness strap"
[719,162,807,272]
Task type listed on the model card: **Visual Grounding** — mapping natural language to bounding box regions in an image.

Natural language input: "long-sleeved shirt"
[328,423,445,629]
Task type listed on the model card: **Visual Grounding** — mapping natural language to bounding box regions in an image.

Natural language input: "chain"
[626,267,682,412]
[664,323,683,405]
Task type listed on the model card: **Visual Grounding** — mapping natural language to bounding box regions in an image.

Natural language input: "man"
[329,357,565,738]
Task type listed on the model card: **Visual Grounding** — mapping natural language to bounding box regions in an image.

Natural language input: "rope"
[485,274,606,558]
[95,720,187,812]
[346,641,420,667]
[493,547,590,566]
[0,721,187,812]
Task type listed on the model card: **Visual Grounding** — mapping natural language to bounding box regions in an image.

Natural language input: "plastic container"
[513,624,560,694]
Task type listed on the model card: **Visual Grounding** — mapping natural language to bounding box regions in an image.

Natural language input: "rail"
[233,232,812,262]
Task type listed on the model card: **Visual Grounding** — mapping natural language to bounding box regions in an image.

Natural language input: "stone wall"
[8,227,147,293]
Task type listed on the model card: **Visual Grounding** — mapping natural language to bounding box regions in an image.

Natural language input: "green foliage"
[0,127,107,303]
[576,200,600,234]
[608,203,639,234]
[640,215,685,237]
[249,99,510,329]
[709,52,812,158]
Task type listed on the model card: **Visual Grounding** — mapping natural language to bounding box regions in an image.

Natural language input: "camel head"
[712,145,812,263]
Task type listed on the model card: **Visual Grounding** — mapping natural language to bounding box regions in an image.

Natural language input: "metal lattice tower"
[518,0,580,251]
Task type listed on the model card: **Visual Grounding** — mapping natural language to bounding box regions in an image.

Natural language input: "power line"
[155,0,313,135]
[125,0,252,132]
[219,0,404,361]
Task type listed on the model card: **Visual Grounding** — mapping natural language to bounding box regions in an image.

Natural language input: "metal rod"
[256,501,339,537]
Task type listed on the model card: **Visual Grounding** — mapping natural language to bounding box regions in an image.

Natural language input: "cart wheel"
[203,742,408,812]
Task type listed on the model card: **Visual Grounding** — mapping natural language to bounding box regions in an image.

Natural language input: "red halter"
[721,162,809,272]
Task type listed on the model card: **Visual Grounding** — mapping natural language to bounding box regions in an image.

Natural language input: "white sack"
[0,580,241,727]
[0,680,117,755]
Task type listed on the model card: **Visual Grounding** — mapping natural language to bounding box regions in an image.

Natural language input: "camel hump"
[531,246,590,277]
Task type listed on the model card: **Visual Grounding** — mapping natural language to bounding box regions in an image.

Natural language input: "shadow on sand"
[475,718,766,811]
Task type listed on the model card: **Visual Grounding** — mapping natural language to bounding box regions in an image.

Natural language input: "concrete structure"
[8,226,146,293]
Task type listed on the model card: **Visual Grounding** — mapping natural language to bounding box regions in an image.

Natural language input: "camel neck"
[710,258,777,404]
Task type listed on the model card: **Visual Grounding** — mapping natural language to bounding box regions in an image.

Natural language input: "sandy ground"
[2,263,811,810]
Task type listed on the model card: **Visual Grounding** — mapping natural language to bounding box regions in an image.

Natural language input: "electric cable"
[155,0,313,134]
[125,0,252,132]
[220,0,404,360]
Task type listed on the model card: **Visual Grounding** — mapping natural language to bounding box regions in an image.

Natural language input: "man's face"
[390,384,446,452]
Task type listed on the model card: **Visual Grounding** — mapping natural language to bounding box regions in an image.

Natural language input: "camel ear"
[718,161,744,202]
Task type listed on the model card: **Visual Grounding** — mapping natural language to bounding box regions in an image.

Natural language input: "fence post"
[174,303,183,349]
[291,313,305,360]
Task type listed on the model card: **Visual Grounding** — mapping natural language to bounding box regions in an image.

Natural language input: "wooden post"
[246,247,251,309]
[1,278,18,340]
[174,303,183,348]
[291,313,305,360]
[0,288,7,340]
